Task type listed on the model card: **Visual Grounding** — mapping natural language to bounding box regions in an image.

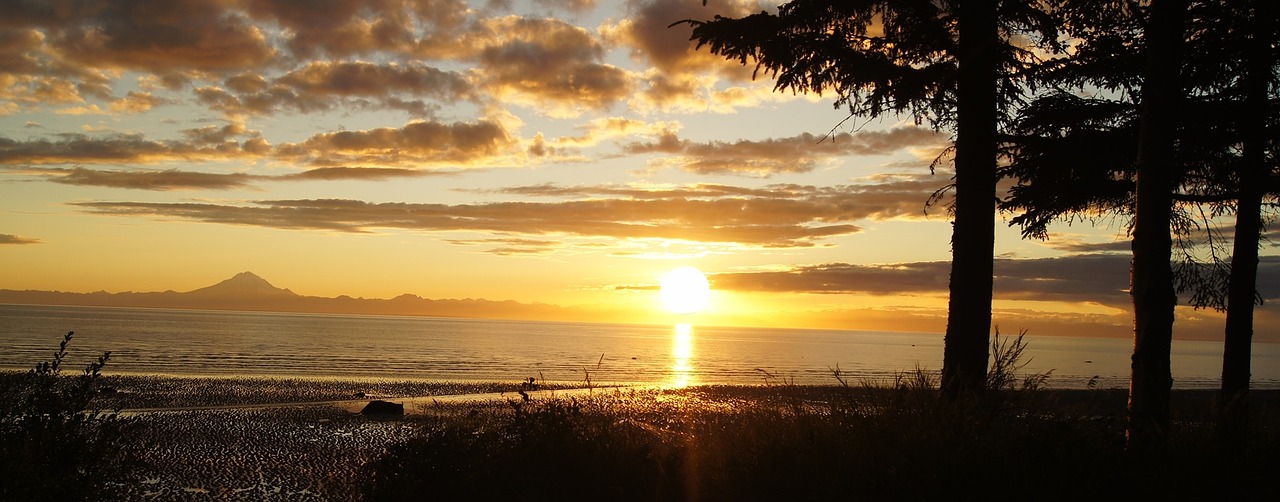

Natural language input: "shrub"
[0,332,127,500]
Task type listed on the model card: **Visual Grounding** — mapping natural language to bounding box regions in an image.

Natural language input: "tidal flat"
[45,376,1280,500]
[90,375,619,499]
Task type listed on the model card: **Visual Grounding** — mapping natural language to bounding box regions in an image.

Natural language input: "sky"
[1,0,1277,341]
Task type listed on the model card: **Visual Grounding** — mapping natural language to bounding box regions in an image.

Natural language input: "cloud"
[279,167,457,181]
[0,24,118,112]
[605,0,759,78]
[992,254,1133,305]
[1,117,517,169]
[20,0,277,73]
[602,0,779,112]
[181,123,253,146]
[444,237,562,255]
[622,126,948,176]
[713,254,1280,308]
[713,262,953,296]
[71,196,861,246]
[245,0,473,58]
[0,132,256,164]
[12,164,453,191]
[0,28,47,75]
[107,91,168,113]
[534,0,597,13]
[0,233,41,245]
[50,167,255,190]
[491,178,949,220]
[1252,256,1280,300]
[471,16,634,116]
[202,62,472,117]
[551,117,678,149]
[2,75,87,107]
[280,61,470,100]
[1038,234,1131,254]
[713,254,1139,306]
[274,119,516,167]
[488,178,952,220]
[70,177,963,245]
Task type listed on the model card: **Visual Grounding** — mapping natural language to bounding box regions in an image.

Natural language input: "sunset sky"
[2,0,1277,341]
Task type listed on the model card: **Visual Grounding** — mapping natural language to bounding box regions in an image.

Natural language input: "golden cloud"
[444,237,563,255]
[279,166,456,182]
[622,126,949,176]
[0,116,517,170]
[0,233,41,245]
[470,16,635,116]
[70,177,966,245]
[0,133,254,164]
[69,196,852,247]
[2,75,85,106]
[49,167,255,190]
[604,0,759,79]
[279,61,471,100]
[245,0,471,58]
[275,119,515,167]
[712,254,1136,307]
[107,91,168,113]
[11,164,453,191]
[196,61,471,118]
[534,0,597,13]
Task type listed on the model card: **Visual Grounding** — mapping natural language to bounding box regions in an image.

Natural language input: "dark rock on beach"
[361,400,404,416]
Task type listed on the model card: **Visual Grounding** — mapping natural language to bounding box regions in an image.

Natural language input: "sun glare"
[659,266,711,315]
[671,323,695,388]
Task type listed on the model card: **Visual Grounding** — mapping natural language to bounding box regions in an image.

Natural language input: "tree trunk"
[1128,0,1187,448]
[1219,0,1274,447]
[941,0,998,399]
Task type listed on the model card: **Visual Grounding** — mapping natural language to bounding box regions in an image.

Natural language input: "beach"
[52,375,1277,500]
[86,375,577,499]
[70,375,628,500]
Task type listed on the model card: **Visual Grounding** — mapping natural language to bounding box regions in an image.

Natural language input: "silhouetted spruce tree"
[1002,0,1185,445]
[1219,0,1278,448]
[1001,0,1279,445]
[1127,0,1187,448]
[680,0,1059,398]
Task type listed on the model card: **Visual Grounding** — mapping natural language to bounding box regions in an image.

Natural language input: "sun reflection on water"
[671,323,695,388]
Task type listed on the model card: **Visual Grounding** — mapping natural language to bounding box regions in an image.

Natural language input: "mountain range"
[0,272,577,321]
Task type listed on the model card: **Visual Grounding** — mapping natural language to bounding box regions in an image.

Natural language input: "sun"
[659,266,711,315]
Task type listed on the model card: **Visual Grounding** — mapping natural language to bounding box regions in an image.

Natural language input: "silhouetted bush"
[0,332,128,500]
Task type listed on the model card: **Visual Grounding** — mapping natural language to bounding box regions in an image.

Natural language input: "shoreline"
[7,373,1278,500]
[75,373,1280,416]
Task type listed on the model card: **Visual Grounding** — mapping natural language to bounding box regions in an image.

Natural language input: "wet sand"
[95,374,583,410]
[109,405,397,500]
[90,375,1280,500]
[92,375,631,500]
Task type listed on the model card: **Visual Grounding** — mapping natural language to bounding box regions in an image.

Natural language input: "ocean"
[1,304,1276,389]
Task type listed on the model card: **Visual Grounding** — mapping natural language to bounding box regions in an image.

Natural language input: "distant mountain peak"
[186,272,296,297]
[230,271,268,283]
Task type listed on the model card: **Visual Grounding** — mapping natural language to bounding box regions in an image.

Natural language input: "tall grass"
[362,331,1280,501]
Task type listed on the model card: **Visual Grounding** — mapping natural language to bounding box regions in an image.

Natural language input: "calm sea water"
[1,304,1277,389]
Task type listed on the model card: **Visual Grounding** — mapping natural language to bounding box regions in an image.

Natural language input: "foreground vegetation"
[363,334,1279,499]
[0,332,127,500]
[362,383,1280,501]
[3,333,1278,500]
